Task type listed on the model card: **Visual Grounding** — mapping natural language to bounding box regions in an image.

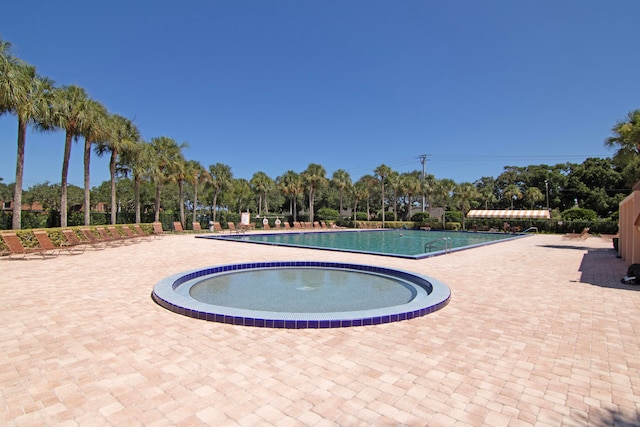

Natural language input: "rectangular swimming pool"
[199,229,525,259]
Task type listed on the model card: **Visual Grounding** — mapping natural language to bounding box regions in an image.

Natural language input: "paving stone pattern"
[1,233,639,426]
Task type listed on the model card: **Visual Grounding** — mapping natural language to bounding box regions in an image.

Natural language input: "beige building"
[618,182,640,265]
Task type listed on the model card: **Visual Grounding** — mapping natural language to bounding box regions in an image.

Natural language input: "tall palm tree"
[302,164,327,224]
[149,136,187,222]
[49,85,92,227]
[207,163,233,221]
[402,172,421,220]
[228,178,253,215]
[331,169,351,218]
[475,176,497,209]
[524,187,544,209]
[278,170,303,221]
[173,158,188,228]
[185,160,209,227]
[504,184,522,209]
[1,40,54,229]
[80,99,110,225]
[118,140,153,224]
[374,164,391,226]
[352,181,368,226]
[387,171,404,221]
[250,171,274,215]
[434,178,456,229]
[453,182,479,230]
[96,114,141,224]
[358,174,377,219]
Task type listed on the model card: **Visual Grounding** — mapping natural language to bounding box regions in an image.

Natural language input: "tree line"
[2,35,640,230]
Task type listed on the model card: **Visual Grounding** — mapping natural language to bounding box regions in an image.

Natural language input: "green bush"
[562,207,597,222]
[317,208,339,221]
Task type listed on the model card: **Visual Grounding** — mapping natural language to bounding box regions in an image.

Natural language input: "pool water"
[188,267,418,312]
[200,229,523,259]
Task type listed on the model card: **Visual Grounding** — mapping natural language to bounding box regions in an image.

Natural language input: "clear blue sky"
[1,1,639,190]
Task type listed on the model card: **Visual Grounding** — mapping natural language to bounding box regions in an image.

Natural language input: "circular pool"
[152,261,450,328]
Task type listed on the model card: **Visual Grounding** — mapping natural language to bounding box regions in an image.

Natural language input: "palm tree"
[387,171,404,221]
[278,170,303,221]
[148,136,187,222]
[605,109,640,155]
[504,184,522,209]
[185,160,209,227]
[475,176,497,209]
[80,99,110,225]
[173,158,188,228]
[358,174,377,219]
[49,85,93,227]
[524,187,544,209]
[228,178,253,215]
[1,41,54,229]
[374,164,391,226]
[207,163,233,221]
[302,164,328,224]
[352,181,368,227]
[453,182,479,230]
[331,169,351,218]
[96,114,141,224]
[402,172,421,220]
[118,140,152,224]
[250,171,274,215]
[434,178,456,229]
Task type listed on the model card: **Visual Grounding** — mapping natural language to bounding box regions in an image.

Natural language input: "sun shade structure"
[466,209,550,219]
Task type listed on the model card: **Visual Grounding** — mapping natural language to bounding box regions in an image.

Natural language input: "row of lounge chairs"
[0,224,158,260]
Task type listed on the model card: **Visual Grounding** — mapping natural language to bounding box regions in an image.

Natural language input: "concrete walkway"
[1,233,638,426]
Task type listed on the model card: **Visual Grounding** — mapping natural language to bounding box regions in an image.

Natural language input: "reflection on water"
[189,267,416,313]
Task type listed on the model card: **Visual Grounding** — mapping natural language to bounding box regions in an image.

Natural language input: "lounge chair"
[227,222,240,233]
[283,222,291,229]
[81,228,111,248]
[192,222,205,233]
[152,222,166,238]
[133,224,155,241]
[563,227,591,240]
[173,221,192,233]
[34,230,84,255]
[120,226,143,243]
[107,226,135,244]
[1,231,57,259]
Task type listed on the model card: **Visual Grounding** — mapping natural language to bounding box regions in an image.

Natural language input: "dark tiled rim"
[151,261,451,329]
[197,229,528,259]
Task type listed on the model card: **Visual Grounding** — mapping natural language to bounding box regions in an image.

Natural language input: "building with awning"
[466,209,550,219]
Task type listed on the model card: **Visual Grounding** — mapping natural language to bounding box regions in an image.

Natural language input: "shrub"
[317,208,339,221]
[562,207,597,222]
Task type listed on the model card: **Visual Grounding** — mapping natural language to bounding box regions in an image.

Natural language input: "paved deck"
[1,233,639,426]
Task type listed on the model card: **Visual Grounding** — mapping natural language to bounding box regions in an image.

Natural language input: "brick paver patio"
[1,232,639,426]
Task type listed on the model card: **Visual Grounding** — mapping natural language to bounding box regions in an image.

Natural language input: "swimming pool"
[199,229,525,259]
[152,261,451,328]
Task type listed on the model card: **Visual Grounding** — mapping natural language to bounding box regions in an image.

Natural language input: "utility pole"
[418,154,429,212]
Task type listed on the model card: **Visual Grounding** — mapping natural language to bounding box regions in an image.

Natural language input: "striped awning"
[466,209,550,219]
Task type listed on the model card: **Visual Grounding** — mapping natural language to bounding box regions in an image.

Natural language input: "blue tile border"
[152,261,451,329]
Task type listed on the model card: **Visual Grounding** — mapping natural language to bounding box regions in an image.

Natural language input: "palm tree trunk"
[83,137,92,226]
[308,189,315,223]
[212,192,218,221]
[178,181,185,228]
[12,118,27,230]
[60,132,73,228]
[134,174,141,224]
[154,183,162,222]
[192,184,198,228]
[110,152,117,225]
